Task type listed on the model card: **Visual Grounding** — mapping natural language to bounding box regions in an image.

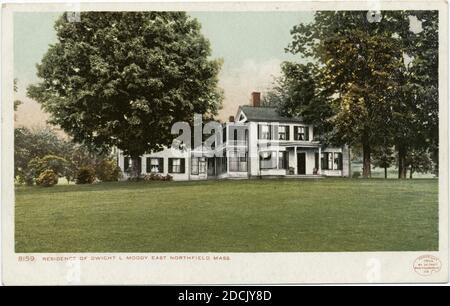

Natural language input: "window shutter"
[124,157,130,170]
[286,126,290,140]
[180,158,185,173]
[272,125,278,140]
[258,124,261,139]
[168,158,173,173]
[305,127,310,141]
[146,157,151,173]
[159,158,164,173]
[294,126,298,140]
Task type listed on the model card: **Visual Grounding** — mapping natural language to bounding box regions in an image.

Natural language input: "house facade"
[117,92,350,180]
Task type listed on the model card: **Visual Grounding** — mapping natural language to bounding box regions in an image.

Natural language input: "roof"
[239,105,304,123]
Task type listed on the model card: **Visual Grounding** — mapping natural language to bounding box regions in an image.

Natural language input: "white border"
[1,1,448,285]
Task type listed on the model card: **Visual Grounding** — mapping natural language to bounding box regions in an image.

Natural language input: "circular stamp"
[413,255,442,276]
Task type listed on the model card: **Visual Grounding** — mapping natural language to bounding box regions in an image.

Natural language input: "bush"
[352,171,361,178]
[28,155,69,178]
[76,166,96,184]
[142,173,173,182]
[24,171,35,186]
[35,169,58,187]
[96,159,122,182]
[16,170,35,186]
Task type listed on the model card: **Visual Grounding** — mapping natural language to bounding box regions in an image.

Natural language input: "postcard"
[1,0,448,285]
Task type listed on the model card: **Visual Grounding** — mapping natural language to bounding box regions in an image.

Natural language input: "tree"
[286,12,406,177]
[408,11,439,177]
[372,146,395,179]
[262,62,333,139]
[28,12,223,178]
[14,78,22,112]
[283,11,438,179]
[28,155,69,180]
[14,127,67,182]
[404,148,434,179]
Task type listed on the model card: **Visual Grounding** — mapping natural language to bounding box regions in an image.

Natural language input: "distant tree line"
[263,11,438,179]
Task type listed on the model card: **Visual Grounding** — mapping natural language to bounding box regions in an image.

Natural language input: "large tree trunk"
[384,166,387,179]
[397,146,407,179]
[130,156,141,179]
[410,166,413,179]
[362,142,371,178]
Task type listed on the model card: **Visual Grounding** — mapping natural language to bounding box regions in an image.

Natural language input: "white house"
[117,92,350,180]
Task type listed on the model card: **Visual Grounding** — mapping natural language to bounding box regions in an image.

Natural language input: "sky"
[13,11,314,128]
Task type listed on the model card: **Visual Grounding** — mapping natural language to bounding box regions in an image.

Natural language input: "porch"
[285,145,322,176]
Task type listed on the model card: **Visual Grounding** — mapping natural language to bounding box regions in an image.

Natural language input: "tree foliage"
[28,12,223,166]
[270,11,438,178]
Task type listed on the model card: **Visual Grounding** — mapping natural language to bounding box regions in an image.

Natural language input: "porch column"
[276,148,279,169]
[141,157,146,175]
[318,147,322,175]
[294,146,297,174]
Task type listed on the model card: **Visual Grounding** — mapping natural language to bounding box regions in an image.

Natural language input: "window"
[294,126,309,141]
[191,157,199,175]
[229,151,247,172]
[260,151,277,169]
[168,158,185,173]
[258,124,271,140]
[334,153,343,170]
[146,158,163,173]
[328,153,333,170]
[191,157,206,175]
[278,151,287,169]
[278,126,289,140]
[124,156,130,171]
[216,154,227,175]
[199,157,207,174]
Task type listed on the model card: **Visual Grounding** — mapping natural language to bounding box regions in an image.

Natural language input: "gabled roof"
[238,105,304,123]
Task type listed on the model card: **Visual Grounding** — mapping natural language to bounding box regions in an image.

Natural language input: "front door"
[297,153,306,175]
[207,158,216,177]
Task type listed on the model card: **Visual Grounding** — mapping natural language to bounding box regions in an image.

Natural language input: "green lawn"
[15,178,438,252]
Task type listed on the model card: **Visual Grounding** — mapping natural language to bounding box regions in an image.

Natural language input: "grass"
[15,178,438,253]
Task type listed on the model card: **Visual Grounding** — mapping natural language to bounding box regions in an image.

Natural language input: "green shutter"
[272,125,278,140]
[305,127,310,141]
[180,158,185,173]
[286,126,290,140]
[168,158,173,173]
[124,157,130,170]
[159,158,164,173]
[146,157,151,173]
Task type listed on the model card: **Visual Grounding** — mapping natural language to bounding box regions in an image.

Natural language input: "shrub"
[96,159,122,182]
[142,173,173,182]
[76,166,96,184]
[24,171,35,186]
[35,169,58,187]
[128,175,144,182]
[28,155,68,178]
[352,171,361,178]
[16,169,35,186]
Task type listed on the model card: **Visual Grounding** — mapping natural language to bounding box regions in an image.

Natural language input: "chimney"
[229,115,235,122]
[251,92,261,107]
